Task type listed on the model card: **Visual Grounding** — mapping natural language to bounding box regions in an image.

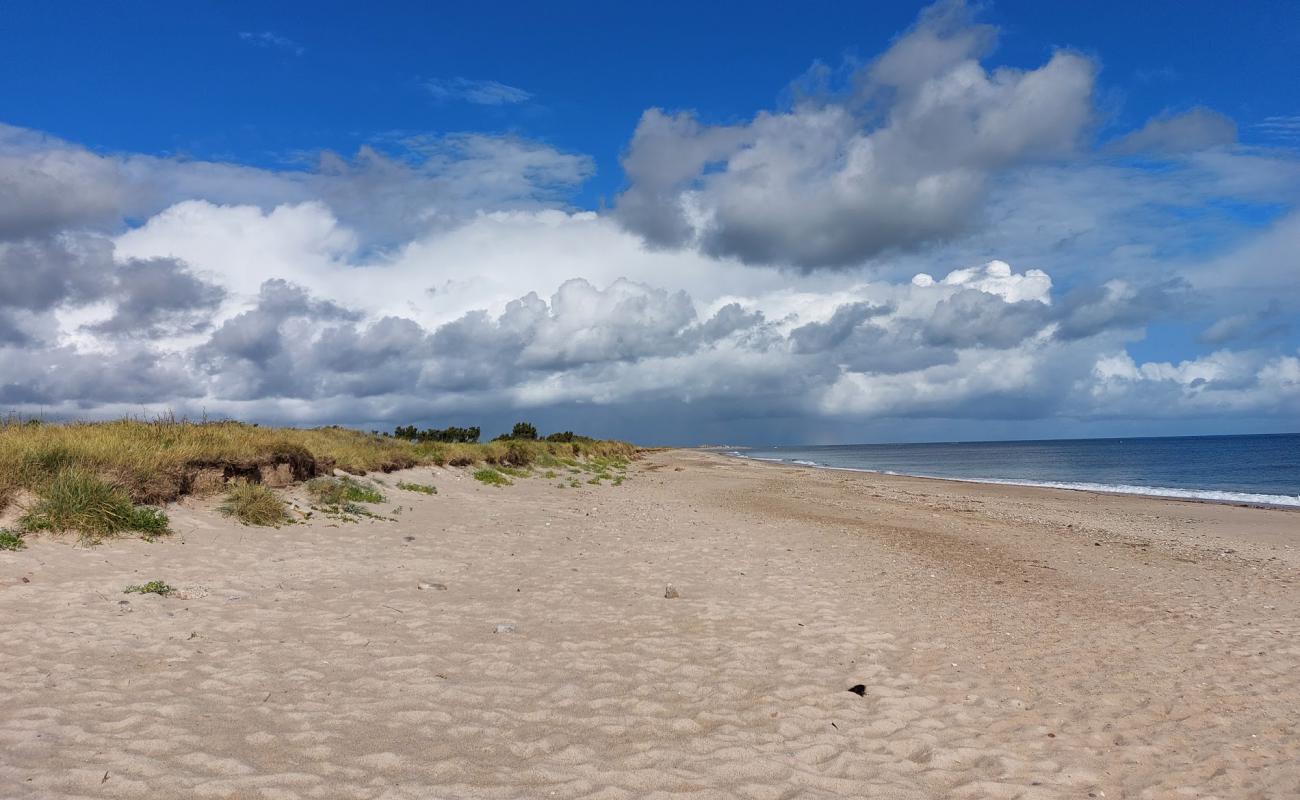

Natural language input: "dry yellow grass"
[0,418,636,511]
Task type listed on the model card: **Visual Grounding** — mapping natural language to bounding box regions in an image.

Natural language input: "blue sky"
[6,0,1297,198]
[1,1,1298,442]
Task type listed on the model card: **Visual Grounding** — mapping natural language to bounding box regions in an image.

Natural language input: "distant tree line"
[391,425,481,443]
[493,422,538,441]
[389,421,598,444]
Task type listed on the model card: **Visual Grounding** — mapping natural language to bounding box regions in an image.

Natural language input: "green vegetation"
[305,476,391,522]
[397,481,437,495]
[307,476,386,505]
[0,418,422,509]
[415,436,634,470]
[219,482,290,526]
[491,421,539,441]
[0,530,24,551]
[123,580,172,596]
[19,468,169,541]
[473,468,512,487]
[392,425,480,443]
[0,418,636,531]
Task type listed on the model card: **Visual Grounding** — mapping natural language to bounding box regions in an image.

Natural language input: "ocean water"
[732,433,1300,507]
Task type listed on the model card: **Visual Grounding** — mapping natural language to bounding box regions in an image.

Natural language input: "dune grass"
[0,530,24,551]
[473,468,512,487]
[0,417,637,534]
[0,418,423,508]
[397,481,437,495]
[219,482,290,526]
[307,476,386,505]
[18,468,169,542]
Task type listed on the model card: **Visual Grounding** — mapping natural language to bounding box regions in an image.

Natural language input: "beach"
[2,448,1297,799]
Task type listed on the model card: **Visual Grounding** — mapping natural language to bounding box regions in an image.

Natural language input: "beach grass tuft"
[397,481,437,495]
[307,476,385,506]
[219,483,290,526]
[473,468,512,487]
[19,468,169,541]
[123,580,173,596]
[0,529,24,551]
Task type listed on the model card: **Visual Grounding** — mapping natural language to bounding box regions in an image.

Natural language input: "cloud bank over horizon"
[1,1,1297,443]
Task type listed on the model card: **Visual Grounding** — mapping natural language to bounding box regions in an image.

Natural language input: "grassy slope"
[0,419,637,513]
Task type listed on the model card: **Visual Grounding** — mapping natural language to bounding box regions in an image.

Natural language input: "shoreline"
[720,449,1300,510]
[3,448,1297,797]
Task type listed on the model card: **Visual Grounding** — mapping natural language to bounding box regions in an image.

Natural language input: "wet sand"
[2,449,1297,799]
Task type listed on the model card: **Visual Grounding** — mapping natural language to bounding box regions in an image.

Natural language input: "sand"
[1,449,1297,799]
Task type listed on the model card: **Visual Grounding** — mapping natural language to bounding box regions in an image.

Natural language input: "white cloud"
[615,2,1095,268]
[1089,350,1300,416]
[1109,107,1237,155]
[425,78,532,106]
[238,31,304,56]
[1,0,1297,437]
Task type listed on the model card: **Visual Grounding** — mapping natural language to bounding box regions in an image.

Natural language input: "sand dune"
[2,450,1297,799]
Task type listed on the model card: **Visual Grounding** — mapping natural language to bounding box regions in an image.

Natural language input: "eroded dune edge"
[2,449,1297,799]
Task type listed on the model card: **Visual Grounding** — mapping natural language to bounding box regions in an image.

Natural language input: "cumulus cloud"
[1054,278,1192,341]
[88,257,225,336]
[0,123,592,250]
[0,125,128,238]
[1089,349,1300,416]
[1110,107,1237,155]
[615,1,1095,268]
[1,1,1296,438]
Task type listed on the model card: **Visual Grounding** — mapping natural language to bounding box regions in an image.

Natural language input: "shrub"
[0,530,24,551]
[219,483,290,526]
[473,468,512,487]
[124,580,172,596]
[397,481,437,495]
[21,468,169,541]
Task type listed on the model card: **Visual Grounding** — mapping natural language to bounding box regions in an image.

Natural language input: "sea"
[729,433,1300,508]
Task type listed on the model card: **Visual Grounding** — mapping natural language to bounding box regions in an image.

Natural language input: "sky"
[1,0,1298,444]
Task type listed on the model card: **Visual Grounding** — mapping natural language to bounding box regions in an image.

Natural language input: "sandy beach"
[2,449,1297,799]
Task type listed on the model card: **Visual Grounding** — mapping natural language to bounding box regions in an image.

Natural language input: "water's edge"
[723,451,1300,509]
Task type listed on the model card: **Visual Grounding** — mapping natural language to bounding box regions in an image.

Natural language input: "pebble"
[494,624,516,634]
[417,581,448,591]
[664,584,680,599]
